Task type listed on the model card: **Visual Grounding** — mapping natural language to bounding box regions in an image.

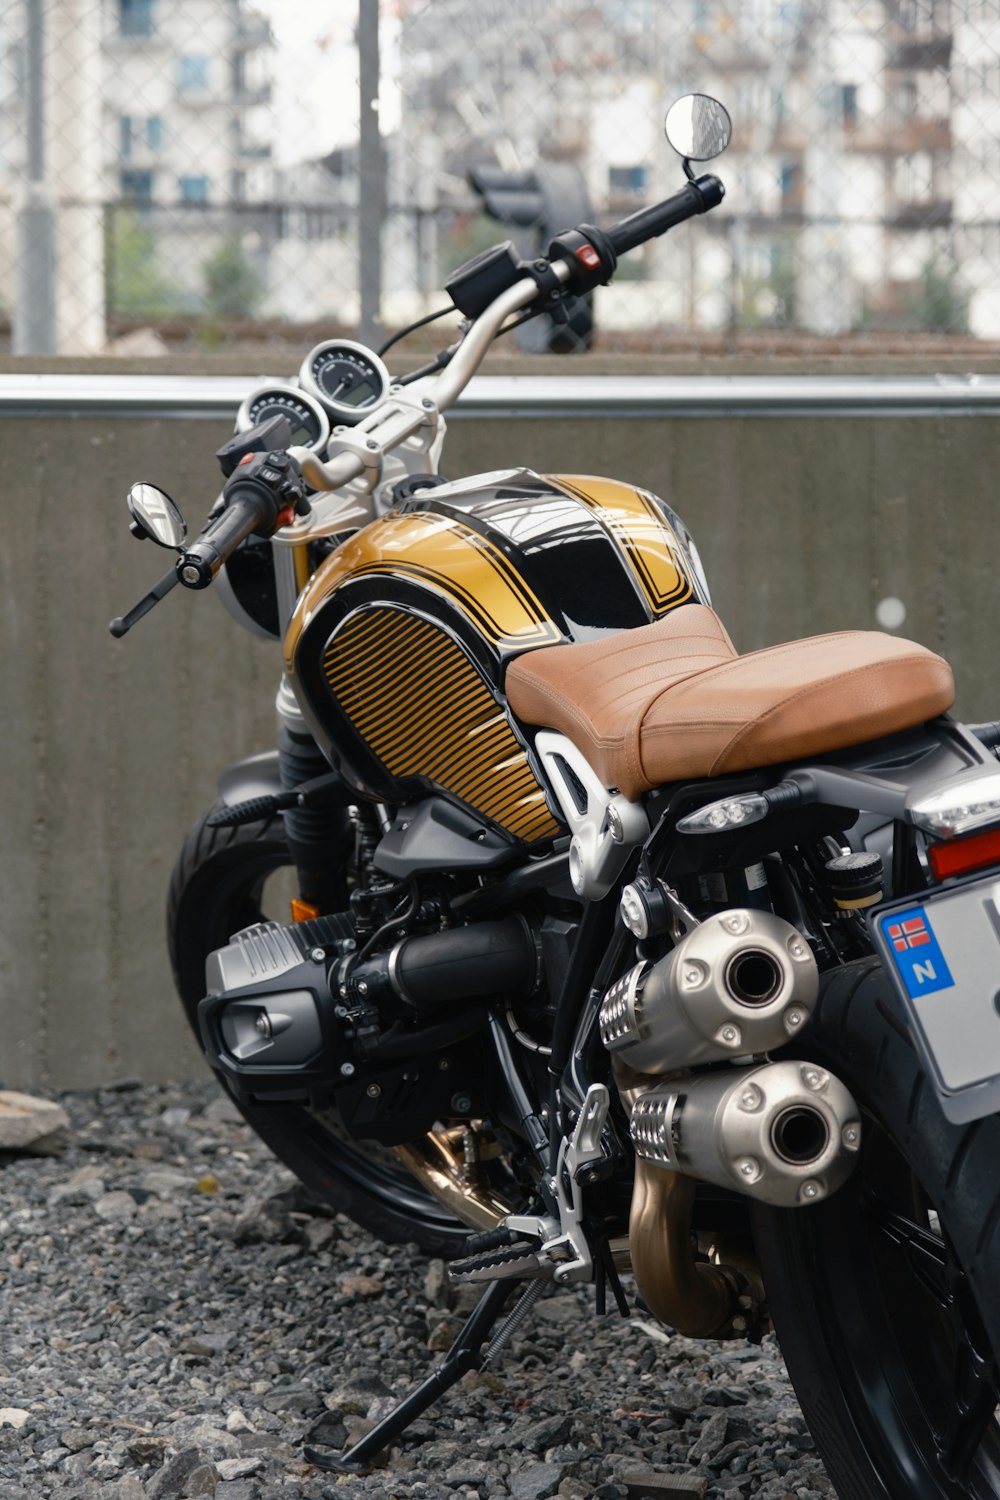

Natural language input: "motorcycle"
[110,95,1000,1498]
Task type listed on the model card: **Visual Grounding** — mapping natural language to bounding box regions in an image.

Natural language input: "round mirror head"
[664,94,732,162]
[126,482,187,549]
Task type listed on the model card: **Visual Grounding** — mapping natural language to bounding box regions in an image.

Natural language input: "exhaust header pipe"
[629,1059,861,1207]
[600,909,818,1072]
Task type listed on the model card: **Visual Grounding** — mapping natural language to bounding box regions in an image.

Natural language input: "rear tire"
[167,801,472,1254]
[753,957,1000,1499]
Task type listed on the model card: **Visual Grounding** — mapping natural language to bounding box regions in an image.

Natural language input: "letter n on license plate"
[871,875,1000,1124]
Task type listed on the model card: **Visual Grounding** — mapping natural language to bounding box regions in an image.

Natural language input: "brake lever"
[108,565,181,638]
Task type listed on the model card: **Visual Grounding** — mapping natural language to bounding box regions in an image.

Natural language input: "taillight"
[927,825,1000,880]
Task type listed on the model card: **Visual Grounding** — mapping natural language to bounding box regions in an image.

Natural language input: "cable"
[377,305,455,356]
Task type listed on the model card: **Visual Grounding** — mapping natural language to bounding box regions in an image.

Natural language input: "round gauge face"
[235,384,330,452]
[299,340,390,422]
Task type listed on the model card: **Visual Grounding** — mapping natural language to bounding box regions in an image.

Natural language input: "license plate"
[870,873,1000,1123]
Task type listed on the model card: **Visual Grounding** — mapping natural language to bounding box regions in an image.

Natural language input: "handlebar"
[606,174,725,258]
[177,484,278,589]
[177,450,304,587]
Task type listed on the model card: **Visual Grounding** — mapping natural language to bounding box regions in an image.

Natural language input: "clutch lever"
[108,566,181,638]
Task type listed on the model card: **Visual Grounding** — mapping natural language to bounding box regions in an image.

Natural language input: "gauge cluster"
[235,384,331,453]
[298,339,391,423]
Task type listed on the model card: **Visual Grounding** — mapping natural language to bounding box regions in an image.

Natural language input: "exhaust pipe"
[600,909,818,1072]
[629,1059,861,1208]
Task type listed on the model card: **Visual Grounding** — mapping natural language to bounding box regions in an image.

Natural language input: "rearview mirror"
[665,94,732,163]
[126,483,187,550]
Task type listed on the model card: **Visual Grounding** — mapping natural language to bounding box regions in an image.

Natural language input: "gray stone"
[0,1091,69,1154]
[165,1419,240,1460]
[687,1412,729,1464]
[48,1166,106,1208]
[184,1463,220,1496]
[303,1219,337,1254]
[230,1197,297,1246]
[126,1434,168,1465]
[423,1259,451,1309]
[201,1095,242,1125]
[147,1449,215,1500]
[216,1458,265,1481]
[138,1168,193,1198]
[444,1458,496,1487]
[322,1374,391,1418]
[93,1191,138,1223]
[520,1414,574,1452]
[622,1472,709,1498]
[509,1463,566,1500]
[110,1480,146,1500]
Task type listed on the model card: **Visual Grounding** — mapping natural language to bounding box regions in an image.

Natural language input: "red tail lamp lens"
[928,826,1000,880]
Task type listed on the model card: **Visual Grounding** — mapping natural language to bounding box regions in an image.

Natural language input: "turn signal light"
[928,826,1000,880]
[290,898,320,923]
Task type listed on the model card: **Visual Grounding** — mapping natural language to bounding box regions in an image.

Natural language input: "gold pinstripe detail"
[323,608,560,844]
[551,475,693,616]
[286,511,561,670]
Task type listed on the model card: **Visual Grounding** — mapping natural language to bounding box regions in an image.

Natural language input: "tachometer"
[235,383,331,453]
[298,339,391,424]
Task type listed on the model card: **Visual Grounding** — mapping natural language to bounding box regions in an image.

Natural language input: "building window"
[120,115,164,159]
[608,164,647,196]
[120,0,154,38]
[179,175,209,204]
[120,170,153,204]
[178,55,210,94]
[840,84,858,126]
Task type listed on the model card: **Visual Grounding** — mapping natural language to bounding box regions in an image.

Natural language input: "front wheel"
[753,957,1000,1500]
[167,801,472,1254]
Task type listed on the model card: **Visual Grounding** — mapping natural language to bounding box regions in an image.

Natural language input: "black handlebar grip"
[176,486,276,589]
[607,174,725,258]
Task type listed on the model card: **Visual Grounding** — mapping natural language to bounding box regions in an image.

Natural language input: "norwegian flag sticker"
[887,916,932,951]
[878,905,955,999]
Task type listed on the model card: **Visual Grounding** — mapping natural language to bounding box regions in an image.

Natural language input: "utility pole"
[358,0,384,346]
[13,0,56,354]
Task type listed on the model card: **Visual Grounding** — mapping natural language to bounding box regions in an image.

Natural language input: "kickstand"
[304,1277,529,1474]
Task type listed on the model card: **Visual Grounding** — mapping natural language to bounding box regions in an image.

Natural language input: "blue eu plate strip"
[878,905,955,999]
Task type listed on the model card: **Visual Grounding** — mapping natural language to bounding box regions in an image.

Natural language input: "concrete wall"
[4,404,1000,1089]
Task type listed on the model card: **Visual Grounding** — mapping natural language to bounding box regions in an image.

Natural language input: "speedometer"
[235,383,331,453]
[298,339,391,424]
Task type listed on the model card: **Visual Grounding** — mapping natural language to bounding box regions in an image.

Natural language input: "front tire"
[753,957,1000,1499]
[167,801,471,1254]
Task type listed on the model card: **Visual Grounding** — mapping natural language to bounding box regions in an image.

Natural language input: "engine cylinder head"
[599,909,817,1072]
[628,1058,861,1207]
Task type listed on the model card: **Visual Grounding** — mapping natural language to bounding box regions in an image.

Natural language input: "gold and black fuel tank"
[284,469,708,847]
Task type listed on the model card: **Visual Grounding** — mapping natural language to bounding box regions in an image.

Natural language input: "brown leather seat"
[505,604,955,799]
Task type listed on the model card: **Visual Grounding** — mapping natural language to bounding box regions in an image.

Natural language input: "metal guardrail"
[2,372,1000,420]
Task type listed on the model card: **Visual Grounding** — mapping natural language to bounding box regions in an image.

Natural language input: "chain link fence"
[3,0,1000,357]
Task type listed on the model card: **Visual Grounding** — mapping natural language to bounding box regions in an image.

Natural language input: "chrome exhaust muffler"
[600,909,817,1071]
[629,1059,861,1207]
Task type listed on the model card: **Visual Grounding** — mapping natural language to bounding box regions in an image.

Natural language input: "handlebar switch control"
[547,225,619,295]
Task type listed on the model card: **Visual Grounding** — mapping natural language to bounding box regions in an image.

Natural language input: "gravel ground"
[0,1081,835,1500]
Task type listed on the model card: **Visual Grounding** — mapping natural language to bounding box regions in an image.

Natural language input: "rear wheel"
[753,957,1000,1500]
[167,801,472,1253]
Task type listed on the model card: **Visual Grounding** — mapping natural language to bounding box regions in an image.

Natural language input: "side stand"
[304,1277,531,1474]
